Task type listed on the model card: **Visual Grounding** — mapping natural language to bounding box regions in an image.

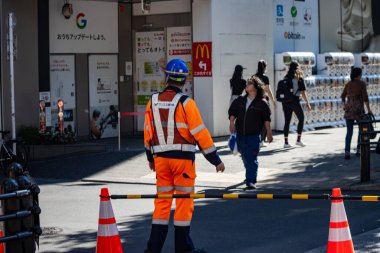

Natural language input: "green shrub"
[18,126,41,145]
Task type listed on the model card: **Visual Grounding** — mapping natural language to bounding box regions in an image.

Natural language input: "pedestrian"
[281,61,311,148]
[90,109,102,139]
[341,67,372,160]
[144,58,225,253]
[228,76,273,190]
[230,64,247,105]
[253,60,276,147]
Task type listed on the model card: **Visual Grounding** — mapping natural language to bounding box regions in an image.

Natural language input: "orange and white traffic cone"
[327,188,355,253]
[95,188,123,253]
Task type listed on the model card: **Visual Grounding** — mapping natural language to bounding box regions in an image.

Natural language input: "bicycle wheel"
[0,145,15,174]
[3,141,29,170]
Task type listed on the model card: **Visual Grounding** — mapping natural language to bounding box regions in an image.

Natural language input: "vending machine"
[354,53,380,119]
[274,52,316,131]
[314,52,355,128]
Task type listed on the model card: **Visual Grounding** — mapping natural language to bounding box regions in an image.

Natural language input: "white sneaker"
[260,141,267,148]
[283,143,292,148]
[295,141,306,147]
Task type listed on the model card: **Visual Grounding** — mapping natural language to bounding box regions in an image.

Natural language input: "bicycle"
[0,130,29,174]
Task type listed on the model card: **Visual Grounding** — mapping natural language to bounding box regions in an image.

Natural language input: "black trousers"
[282,100,304,137]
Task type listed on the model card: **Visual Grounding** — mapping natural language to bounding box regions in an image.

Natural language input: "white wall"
[193,0,274,136]
[192,0,214,132]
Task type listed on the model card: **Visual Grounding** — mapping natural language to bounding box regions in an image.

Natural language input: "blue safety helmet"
[164,59,189,83]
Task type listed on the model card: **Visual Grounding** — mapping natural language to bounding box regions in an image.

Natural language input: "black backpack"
[276,78,295,103]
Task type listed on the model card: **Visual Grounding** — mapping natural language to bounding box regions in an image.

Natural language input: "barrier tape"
[120,111,146,117]
[100,193,380,201]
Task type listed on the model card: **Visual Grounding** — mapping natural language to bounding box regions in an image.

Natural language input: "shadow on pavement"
[30,150,144,185]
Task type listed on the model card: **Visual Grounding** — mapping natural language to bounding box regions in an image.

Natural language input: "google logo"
[76,13,87,29]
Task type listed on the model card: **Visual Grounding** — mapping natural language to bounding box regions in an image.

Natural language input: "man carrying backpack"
[276,61,311,148]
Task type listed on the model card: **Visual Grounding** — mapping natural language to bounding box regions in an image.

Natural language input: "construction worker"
[144,58,225,253]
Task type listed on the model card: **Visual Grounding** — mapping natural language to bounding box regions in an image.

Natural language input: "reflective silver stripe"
[174,220,191,226]
[167,94,182,145]
[152,144,196,153]
[157,186,174,192]
[190,123,205,135]
[330,202,348,222]
[152,219,169,225]
[182,97,191,108]
[152,94,166,145]
[328,228,352,242]
[202,145,216,155]
[175,186,194,192]
[176,122,188,129]
[99,201,115,219]
[182,144,196,152]
[97,223,119,236]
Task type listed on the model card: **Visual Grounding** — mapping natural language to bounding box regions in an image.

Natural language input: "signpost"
[192,42,212,77]
[8,13,16,153]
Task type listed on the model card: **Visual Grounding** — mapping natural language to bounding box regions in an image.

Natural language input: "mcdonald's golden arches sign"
[192,42,212,77]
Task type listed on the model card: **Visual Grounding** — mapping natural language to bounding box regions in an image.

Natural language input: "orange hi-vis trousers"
[152,157,195,226]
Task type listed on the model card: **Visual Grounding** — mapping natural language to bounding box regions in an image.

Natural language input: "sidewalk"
[78,127,380,191]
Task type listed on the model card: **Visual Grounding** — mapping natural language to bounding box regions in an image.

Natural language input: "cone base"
[96,235,123,253]
[327,240,354,253]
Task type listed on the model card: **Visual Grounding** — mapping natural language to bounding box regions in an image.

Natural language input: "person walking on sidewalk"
[341,67,372,160]
[253,60,276,148]
[230,65,247,105]
[281,61,311,148]
[228,76,273,190]
[144,58,225,253]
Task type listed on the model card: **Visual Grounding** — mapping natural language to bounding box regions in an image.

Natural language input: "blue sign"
[276,5,284,17]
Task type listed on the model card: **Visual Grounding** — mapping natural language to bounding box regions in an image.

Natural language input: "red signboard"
[192,42,212,77]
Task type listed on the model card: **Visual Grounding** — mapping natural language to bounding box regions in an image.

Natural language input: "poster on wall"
[320,0,380,53]
[135,31,166,131]
[89,54,119,138]
[49,0,118,53]
[273,0,319,54]
[167,26,193,97]
[50,55,76,131]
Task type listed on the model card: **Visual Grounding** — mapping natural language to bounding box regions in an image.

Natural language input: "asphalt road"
[37,179,380,253]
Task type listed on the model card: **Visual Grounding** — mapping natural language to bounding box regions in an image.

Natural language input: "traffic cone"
[96,188,123,253]
[327,188,355,253]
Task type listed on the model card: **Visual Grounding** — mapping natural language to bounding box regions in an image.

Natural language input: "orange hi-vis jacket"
[144,86,221,166]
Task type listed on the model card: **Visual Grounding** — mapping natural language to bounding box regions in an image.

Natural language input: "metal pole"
[8,13,17,154]
[118,111,121,151]
[360,123,371,182]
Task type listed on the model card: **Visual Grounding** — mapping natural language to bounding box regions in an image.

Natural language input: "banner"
[50,55,76,131]
[320,0,379,53]
[192,42,212,77]
[167,26,193,97]
[49,0,118,53]
[273,0,319,54]
[135,31,166,131]
[89,55,119,138]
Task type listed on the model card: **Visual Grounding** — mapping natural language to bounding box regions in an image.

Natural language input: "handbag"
[228,132,238,155]
[361,113,377,139]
